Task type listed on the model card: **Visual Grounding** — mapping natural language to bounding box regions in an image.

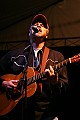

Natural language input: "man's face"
[31,22,49,38]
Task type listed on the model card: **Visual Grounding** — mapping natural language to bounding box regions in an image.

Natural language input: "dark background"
[0,0,80,119]
[53,46,80,120]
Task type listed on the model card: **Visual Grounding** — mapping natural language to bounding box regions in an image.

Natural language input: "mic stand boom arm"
[18,26,36,97]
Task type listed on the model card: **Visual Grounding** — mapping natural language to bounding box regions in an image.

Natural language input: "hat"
[31,14,49,29]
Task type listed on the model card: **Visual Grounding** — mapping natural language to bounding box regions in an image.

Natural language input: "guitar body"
[0,67,37,116]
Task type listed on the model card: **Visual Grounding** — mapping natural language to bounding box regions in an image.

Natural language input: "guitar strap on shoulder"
[38,46,50,93]
[40,46,49,72]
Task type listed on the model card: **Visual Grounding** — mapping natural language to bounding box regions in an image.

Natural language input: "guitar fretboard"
[54,58,70,70]
[27,72,45,86]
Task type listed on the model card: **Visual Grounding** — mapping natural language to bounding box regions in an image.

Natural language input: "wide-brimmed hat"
[31,14,49,29]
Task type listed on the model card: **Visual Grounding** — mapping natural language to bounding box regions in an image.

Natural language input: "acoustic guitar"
[0,53,80,115]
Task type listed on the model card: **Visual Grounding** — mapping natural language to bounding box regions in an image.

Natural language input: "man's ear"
[46,29,49,35]
[46,29,49,38]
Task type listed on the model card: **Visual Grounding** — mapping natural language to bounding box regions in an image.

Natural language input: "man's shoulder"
[47,47,64,60]
[24,45,31,51]
[47,47,63,55]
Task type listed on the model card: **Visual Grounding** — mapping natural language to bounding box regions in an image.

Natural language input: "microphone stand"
[22,62,28,98]
[14,56,28,98]
[16,26,36,120]
[17,26,37,120]
[19,63,28,97]
[20,63,28,120]
[20,26,36,120]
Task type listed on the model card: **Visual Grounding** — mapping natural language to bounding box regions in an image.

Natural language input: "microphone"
[32,26,39,33]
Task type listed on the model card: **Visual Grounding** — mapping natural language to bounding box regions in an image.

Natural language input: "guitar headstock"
[70,53,80,63]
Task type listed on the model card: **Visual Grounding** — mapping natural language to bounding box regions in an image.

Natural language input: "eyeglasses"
[34,22,44,27]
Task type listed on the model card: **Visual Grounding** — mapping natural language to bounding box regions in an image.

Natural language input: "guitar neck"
[54,58,70,71]
[54,53,80,70]
[27,71,45,86]
[27,53,80,85]
[27,59,70,85]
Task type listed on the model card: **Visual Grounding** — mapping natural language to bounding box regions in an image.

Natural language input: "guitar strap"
[39,46,50,93]
[41,46,49,72]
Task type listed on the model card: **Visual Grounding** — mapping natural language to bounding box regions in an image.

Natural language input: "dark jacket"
[0,45,68,119]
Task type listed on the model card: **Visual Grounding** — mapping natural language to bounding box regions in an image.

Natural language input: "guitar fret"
[54,58,70,70]
[27,78,31,85]
[33,76,36,81]
[27,76,36,85]
[42,73,44,77]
